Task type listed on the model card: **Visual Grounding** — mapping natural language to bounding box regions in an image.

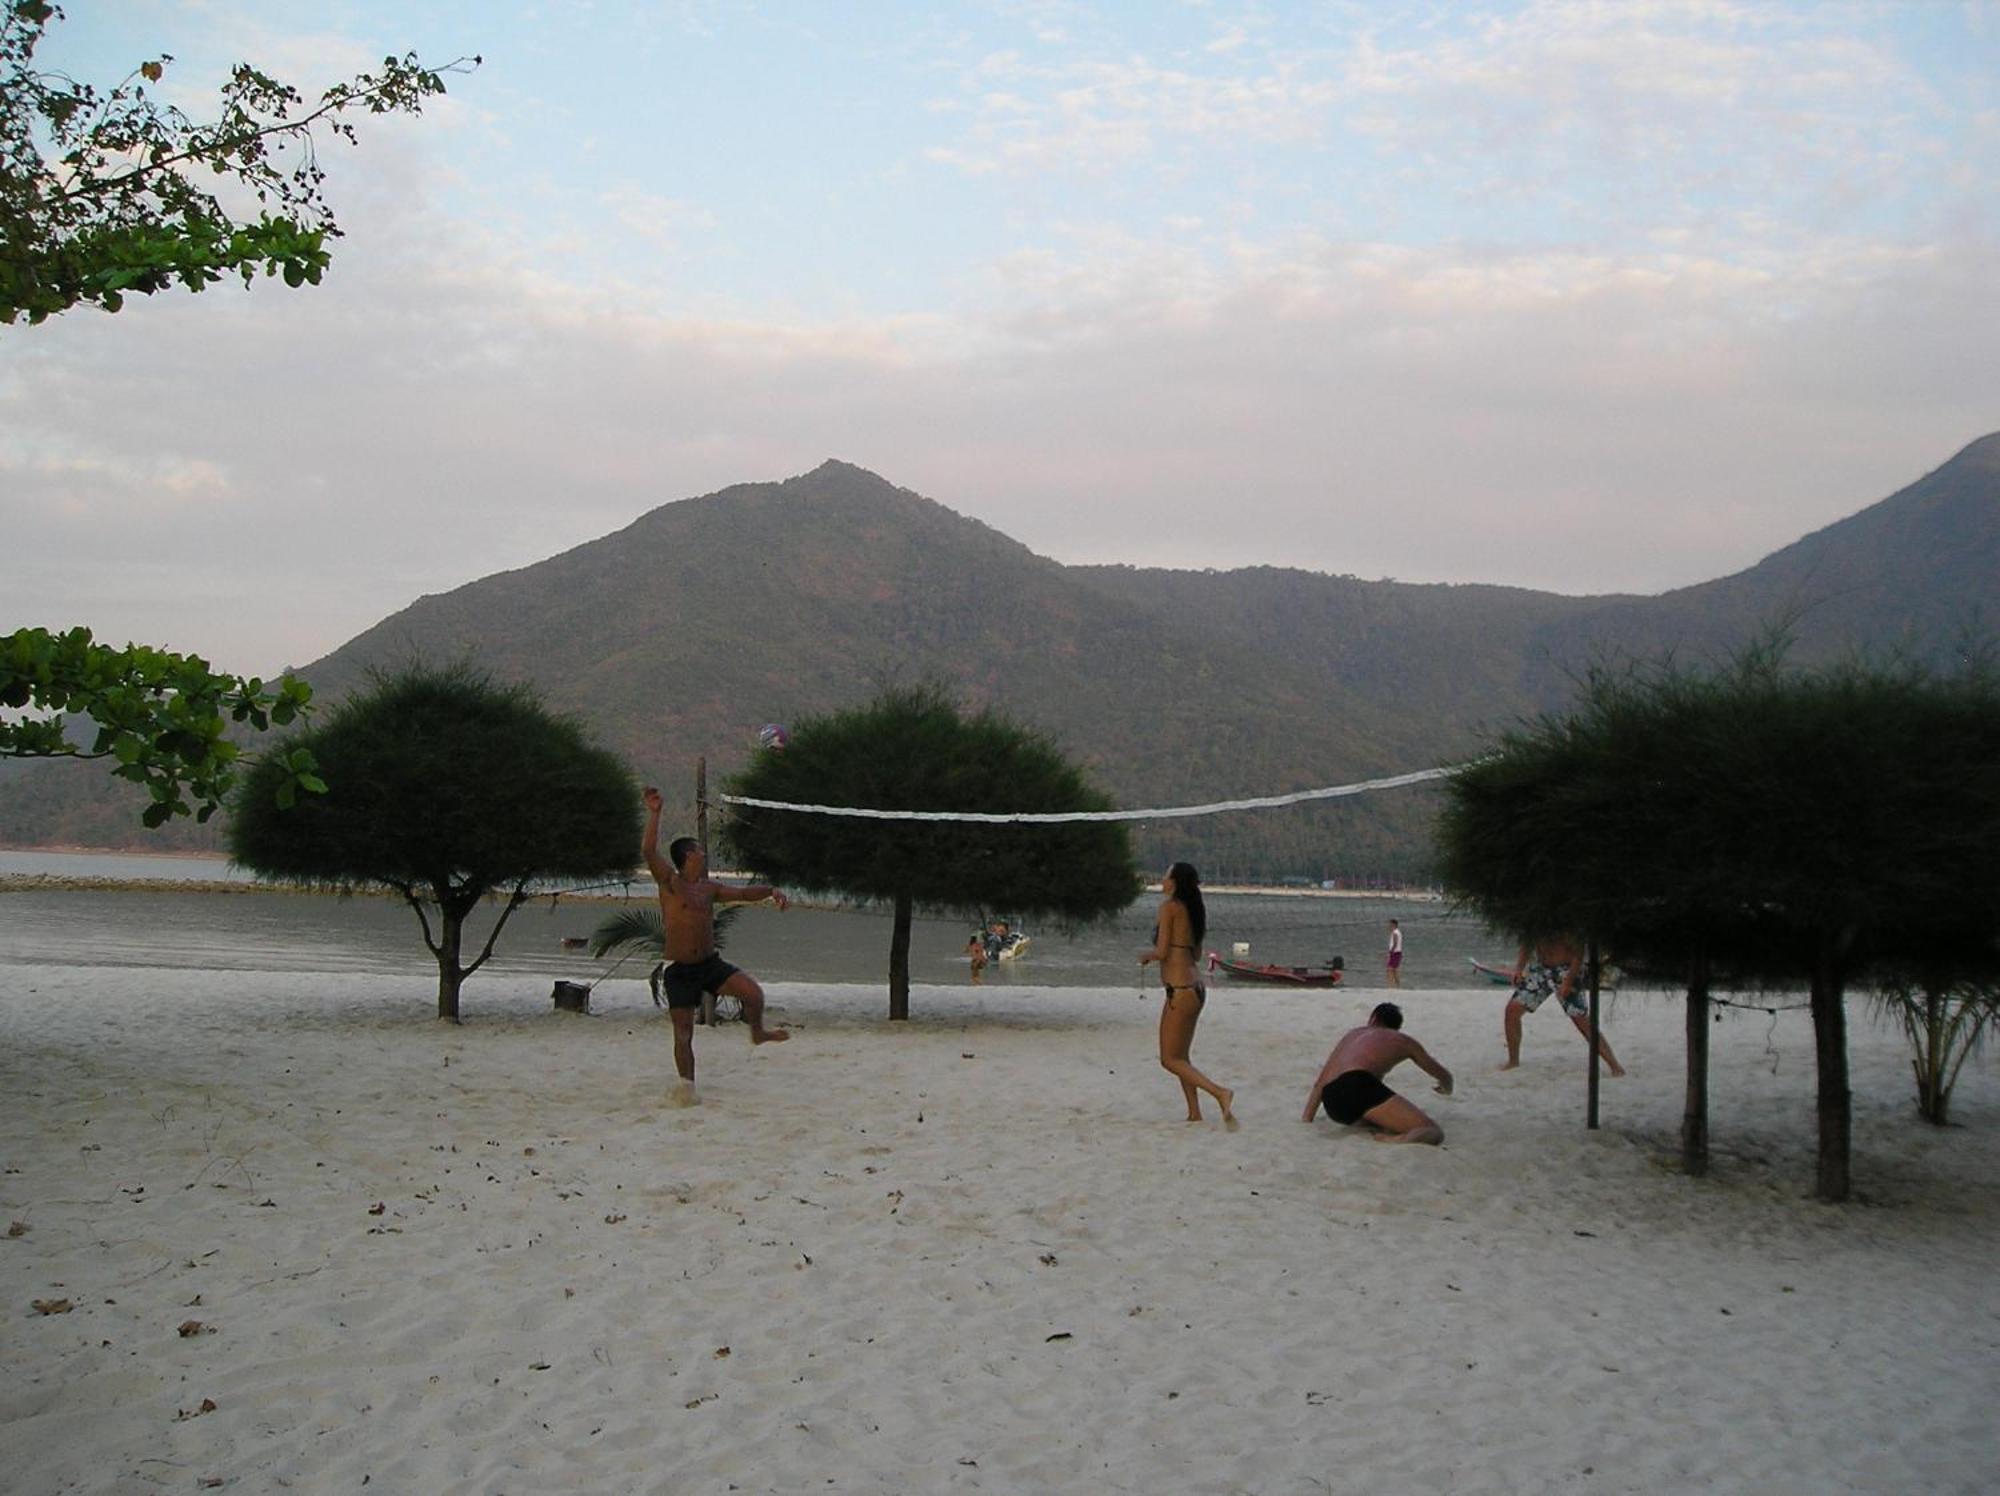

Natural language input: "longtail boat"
[1206,952,1344,987]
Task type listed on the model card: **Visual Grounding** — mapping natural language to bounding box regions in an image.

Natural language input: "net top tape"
[719,764,1458,824]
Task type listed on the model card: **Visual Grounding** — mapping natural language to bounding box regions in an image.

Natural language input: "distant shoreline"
[0,843,234,859]
[0,874,645,901]
[1,847,1442,904]
[2,872,1443,903]
[1206,884,1442,900]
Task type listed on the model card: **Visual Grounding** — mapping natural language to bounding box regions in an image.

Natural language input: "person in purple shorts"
[1386,918,1404,987]
[1301,1002,1453,1145]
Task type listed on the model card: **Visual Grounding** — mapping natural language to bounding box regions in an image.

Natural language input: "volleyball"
[758,722,790,750]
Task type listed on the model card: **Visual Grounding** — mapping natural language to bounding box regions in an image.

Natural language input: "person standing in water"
[1386,918,1404,988]
[641,785,791,1103]
[1139,862,1235,1125]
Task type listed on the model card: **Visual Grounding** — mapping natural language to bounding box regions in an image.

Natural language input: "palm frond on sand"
[587,904,743,961]
[588,907,665,960]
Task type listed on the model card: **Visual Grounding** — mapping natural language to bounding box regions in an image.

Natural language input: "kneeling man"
[1301,1002,1453,1145]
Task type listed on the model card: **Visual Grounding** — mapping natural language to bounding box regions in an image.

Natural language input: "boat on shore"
[1205,951,1344,987]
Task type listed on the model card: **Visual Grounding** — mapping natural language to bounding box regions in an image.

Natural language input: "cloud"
[925,49,1336,176]
[600,186,719,253]
[1336,2,1954,238]
[7,1,1994,677]
[918,1,1981,260]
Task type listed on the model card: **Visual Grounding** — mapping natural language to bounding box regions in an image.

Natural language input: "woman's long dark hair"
[1169,861,1206,946]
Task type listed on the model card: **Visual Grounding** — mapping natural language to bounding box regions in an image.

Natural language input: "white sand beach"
[3,969,1995,1494]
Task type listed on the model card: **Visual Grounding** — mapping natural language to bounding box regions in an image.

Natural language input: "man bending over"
[642,786,790,1102]
[1301,1002,1453,1145]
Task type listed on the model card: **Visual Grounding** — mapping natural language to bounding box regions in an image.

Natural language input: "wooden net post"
[1586,936,1602,1130]
[697,756,716,1027]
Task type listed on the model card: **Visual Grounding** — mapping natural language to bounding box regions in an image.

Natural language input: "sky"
[5,0,1998,678]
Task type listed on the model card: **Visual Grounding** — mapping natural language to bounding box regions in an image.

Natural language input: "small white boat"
[983,923,1031,962]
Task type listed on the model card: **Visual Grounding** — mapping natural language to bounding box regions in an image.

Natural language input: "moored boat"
[1205,951,1344,987]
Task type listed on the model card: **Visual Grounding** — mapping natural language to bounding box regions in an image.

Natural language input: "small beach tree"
[229,663,638,1021]
[722,684,1138,1019]
[1440,644,2000,1201]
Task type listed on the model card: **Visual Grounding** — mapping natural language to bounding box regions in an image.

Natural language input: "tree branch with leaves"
[1,625,323,826]
[1,0,478,323]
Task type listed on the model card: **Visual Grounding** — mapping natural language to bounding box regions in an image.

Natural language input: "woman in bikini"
[1139,862,1235,1124]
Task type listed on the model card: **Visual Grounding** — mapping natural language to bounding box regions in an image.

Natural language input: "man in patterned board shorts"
[1501,935,1625,1076]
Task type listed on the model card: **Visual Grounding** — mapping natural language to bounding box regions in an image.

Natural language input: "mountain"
[1528,432,2000,669]
[7,438,1996,879]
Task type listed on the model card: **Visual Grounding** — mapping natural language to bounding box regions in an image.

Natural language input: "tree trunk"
[436,908,466,1023]
[1682,957,1711,1177]
[1916,987,1947,1126]
[1908,983,1993,1128]
[888,890,912,1021]
[1809,943,1851,1202]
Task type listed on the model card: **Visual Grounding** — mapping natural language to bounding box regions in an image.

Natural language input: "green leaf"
[0,624,318,829]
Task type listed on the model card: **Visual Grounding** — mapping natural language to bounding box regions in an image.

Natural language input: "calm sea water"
[0,850,1503,991]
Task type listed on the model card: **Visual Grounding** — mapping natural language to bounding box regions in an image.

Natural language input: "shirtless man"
[1501,934,1625,1076]
[1300,1002,1452,1145]
[641,786,790,1102]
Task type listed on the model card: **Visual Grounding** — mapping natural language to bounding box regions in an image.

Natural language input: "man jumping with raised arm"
[642,785,790,1104]
[1301,1002,1453,1145]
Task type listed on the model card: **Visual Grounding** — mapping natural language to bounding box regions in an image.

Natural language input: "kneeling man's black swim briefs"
[661,953,741,1011]
[1321,1069,1395,1125]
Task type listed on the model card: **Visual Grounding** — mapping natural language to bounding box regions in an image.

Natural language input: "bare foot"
[1370,1126,1442,1145]
[1607,1063,1626,1078]
[1223,1114,1241,1133]
[1185,1113,1203,1123]
[1215,1087,1235,1122]
[1497,1059,1520,1071]
[751,1026,790,1045]
[669,1080,700,1108]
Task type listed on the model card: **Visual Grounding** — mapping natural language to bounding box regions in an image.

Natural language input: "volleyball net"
[718,763,1460,824]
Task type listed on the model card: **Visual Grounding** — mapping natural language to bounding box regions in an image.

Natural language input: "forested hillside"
[8,437,1995,880]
